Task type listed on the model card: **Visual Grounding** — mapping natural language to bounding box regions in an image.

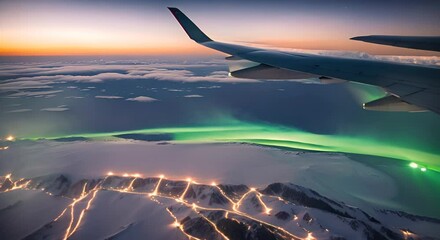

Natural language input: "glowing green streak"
[23,121,440,172]
[172,127,440,172]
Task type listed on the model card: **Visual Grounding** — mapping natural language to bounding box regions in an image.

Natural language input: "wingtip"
[167,7,179,16]
[350,35,375,41]
[350,36,365,41]
[167,7,212,43]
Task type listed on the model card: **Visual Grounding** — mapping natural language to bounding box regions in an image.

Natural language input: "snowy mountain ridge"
[1,173,439,240]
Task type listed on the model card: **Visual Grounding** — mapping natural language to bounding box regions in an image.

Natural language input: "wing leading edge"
[168,7,440,114]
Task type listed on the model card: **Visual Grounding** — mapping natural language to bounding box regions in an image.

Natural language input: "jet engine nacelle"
[363,95,427,112]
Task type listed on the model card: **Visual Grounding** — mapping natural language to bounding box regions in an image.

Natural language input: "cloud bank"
[126,96,157,102]
[0,60,256,96]
[1,55,437,99]
[95,95,123,99]
[184,94,203,98]
[7,109,32,113]
[40,105,69,112]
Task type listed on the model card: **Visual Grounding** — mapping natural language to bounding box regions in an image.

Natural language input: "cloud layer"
[40,105,69,112]
[126,96,157,102]
[0,60,255,97]
[184,94,203,98]
[95,95,123,99]
[1,55,438,101]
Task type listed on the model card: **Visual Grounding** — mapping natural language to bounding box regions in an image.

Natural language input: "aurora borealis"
[22,118,440,173]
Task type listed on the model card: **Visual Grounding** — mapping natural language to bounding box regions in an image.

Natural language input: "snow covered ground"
[0,140,439,239]
[1,173,439,239]
[1,140,400,210]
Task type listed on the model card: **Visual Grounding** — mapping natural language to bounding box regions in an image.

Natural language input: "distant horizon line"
[2,52,440,57]
[0,53,223,58]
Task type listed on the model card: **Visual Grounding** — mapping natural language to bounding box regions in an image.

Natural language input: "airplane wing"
[168,7,440,114]
[351,35,440,52]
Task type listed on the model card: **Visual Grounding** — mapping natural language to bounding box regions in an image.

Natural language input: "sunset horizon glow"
[1,0,439,56]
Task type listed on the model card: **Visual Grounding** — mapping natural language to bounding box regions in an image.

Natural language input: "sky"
[1,0,440,56]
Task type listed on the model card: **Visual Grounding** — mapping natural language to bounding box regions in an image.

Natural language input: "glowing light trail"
[63,182,89,240]
[200,214,230,240]
[0,173,306,239]
[256,193,272,215]
[124,178,137,191]
[306,232,316,240]
[166,207,201,240]
[234,188,255,211]
[68,189,99,238]
[150,175,164,197]
[179,178,192,202]
[0,172,419,240]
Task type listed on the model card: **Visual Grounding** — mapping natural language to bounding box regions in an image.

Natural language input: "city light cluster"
[0,135,15,151]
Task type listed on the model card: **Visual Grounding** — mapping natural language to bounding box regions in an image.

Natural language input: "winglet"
[168,7,212,43]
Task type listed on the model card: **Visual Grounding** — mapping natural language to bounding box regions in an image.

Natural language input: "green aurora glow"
[23,120,440,172]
